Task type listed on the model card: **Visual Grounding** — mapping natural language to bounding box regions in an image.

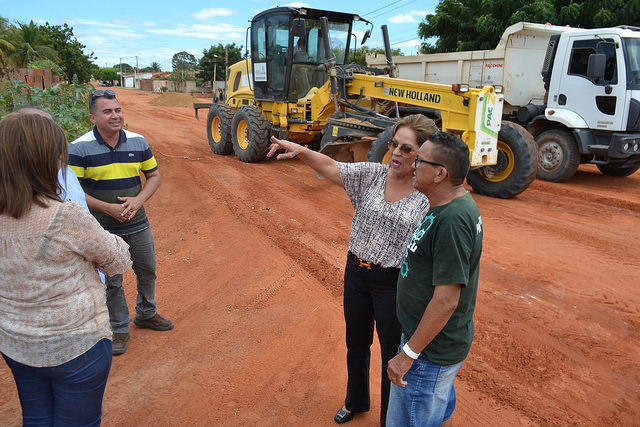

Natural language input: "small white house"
[123,72,153,88]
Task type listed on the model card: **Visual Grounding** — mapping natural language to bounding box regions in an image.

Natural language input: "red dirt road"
[1,87,639,426]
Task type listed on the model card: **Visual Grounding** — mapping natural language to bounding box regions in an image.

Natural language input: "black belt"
[349,251,386,270]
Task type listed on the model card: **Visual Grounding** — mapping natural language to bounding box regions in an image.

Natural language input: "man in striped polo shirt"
[69,90,174,356]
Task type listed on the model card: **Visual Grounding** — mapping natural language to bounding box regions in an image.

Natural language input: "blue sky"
[1,0,438,71]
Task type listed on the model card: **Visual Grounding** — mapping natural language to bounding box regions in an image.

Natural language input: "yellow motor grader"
[193,6,537,198]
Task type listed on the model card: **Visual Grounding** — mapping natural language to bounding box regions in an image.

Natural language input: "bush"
[0,79,94,142]
[28,59,64,77]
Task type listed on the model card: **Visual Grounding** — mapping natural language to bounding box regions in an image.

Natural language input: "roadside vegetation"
[0,79,94,142]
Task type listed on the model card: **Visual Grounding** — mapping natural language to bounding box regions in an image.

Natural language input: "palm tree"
[8,20,57,69]
[149,61,161,72]
[0,16,15,77]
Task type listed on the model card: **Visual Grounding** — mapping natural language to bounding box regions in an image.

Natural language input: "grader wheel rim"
[237,120,249,150]
[211,116,222,143]
[480,140,515,183]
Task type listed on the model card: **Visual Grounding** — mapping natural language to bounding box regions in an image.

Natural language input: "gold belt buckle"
[358,259,372,269]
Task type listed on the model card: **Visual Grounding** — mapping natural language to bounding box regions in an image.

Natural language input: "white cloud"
[388,9,432,24]
[192,8,235,21]
[389,14,416,24]
[284,2,311,7]
[72,18,129,29]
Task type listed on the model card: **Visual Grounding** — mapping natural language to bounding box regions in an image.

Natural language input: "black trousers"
[343,251,402,426]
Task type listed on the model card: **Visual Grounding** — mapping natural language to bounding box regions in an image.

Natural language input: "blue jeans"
[2,339,112,426]
[386,335,463,427]
[106,227,158,333]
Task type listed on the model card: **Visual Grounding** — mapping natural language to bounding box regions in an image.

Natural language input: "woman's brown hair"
[392,114,439,147]
[0,112,68,218]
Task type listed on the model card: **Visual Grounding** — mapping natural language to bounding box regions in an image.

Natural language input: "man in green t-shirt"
[386,131,483,427]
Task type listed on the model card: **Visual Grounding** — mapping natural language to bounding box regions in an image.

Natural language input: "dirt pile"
[149,92,199,108]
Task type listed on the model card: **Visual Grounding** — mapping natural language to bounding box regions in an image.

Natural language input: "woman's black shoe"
[334,407,354,424]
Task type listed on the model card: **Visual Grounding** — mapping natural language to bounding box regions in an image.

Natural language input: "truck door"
[549,36,627,131]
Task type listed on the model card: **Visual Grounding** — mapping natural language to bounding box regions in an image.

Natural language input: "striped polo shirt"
[68,127,158,236]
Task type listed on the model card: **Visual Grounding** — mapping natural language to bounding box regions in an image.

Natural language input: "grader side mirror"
[292,18,306,38]
[362,29,371,45]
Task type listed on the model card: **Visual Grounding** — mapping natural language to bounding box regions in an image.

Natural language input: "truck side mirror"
[587,53,606,81]
[292,18,306,38]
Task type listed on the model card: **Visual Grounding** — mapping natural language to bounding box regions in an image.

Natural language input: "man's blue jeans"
[106,227,158,333]
[2,339,112,426]
[386,335,463,427]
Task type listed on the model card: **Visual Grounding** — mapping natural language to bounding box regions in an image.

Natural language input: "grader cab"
[194,6,538,198]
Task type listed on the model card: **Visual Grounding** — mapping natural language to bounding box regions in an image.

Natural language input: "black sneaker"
[112,332,130,355]
[134,313,174,331]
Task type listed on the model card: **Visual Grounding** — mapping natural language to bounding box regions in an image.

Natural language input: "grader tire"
[367,127,394,164]
[466,121,538,198]
[231,106,272,163]
[536,129,580,182]
[596,164,640,177]
[206,103,234,155]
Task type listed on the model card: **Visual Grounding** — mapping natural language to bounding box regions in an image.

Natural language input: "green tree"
[0,16,15,77]
[40,22,97,83]
[114,62,134,73]
[172,51,197,83]
[7,20,58,68]
[141,61,161,72]
[197,43,243,82]
[97,67,119,83]
[418,0,640,54]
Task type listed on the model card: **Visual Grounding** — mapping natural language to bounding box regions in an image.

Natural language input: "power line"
[368,0,418,21]
[363,0,407,18]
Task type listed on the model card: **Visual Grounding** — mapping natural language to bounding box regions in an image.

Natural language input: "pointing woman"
[267,115,437,425]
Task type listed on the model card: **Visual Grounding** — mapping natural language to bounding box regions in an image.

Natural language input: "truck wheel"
[231,106,272,163]
[206,103,234,155]
[466,121,538,198]
[596,164,640,177]
[536,129,580,182]
[367,127,393,164]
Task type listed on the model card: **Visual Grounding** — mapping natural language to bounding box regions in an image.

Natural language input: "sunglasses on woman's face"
[387,139,416,156]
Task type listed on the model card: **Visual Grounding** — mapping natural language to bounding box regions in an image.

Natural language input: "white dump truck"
[368,22,640,181]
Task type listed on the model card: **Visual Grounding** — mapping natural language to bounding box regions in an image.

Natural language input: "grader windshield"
[250,7,363,101]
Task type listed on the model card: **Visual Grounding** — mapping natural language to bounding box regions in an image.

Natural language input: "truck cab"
[536,27,640,179]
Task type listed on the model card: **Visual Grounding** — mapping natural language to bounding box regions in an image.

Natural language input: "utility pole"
[119,58,123,87]
[135,56,138,89]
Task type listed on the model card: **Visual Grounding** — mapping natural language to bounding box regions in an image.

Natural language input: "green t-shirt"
[396,192,483,365]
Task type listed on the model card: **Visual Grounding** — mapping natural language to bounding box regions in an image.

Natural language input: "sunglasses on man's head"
[91,89,116,99]
[387,139,416,156]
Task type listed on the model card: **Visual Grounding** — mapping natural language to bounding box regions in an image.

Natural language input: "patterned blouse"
[338,162,430,268]
[0,200,132,367]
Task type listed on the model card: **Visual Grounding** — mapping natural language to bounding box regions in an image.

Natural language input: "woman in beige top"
[0,112,132,426]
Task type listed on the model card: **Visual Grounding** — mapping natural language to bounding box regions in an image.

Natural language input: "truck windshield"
[623,38,640,90]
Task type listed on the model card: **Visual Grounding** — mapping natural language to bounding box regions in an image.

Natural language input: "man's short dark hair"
[89,90,117,114]
[427,131,470,185]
